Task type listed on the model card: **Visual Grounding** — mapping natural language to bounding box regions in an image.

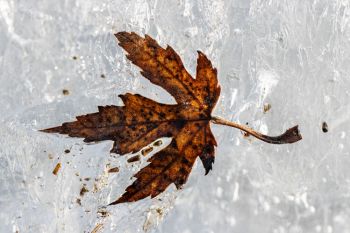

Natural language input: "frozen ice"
[1,0,350,232]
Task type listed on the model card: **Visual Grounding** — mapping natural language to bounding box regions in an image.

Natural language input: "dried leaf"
[41,32,302,204]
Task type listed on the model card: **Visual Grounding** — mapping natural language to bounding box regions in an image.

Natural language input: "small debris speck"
[153,140,162,147]
[156,208,163,215]
[80,185,89,197]
[127,155,140,163]
[263,103,271,113]
[108,167,120,173]
[100,74,106,78]
[322,122,328,133]
[72,56,78,60]
[243,122,250,137]
[62,89,70,95]
[76,198,81,206]
[141,147,153,156]
[97,208,109,218]
[64,149,70,154]
[52,163,61,175]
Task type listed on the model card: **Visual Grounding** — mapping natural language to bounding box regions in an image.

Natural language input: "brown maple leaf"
[41,32,302,204]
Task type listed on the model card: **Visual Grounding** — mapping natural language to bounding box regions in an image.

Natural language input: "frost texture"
[1,0,350,232]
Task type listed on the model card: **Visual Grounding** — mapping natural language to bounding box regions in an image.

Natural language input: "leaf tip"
[114,31,127,38]
[114,31,134,44]
[201,157,215,176]
[108,194,133,205]
[108,199,121,206]
[204,169,211,176]
[197,50,205,58]
[39,126,63,134]
[118,94,127,103]
[110,146,121,155]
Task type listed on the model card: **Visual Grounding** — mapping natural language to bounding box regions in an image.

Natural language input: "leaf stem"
[211,116,302,144]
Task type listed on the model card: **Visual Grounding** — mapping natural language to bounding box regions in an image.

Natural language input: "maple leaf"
[41,32,302,204]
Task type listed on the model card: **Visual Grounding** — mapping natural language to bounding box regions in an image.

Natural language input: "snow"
[1,0,350,232]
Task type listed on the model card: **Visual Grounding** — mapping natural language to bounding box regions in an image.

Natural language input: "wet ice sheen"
[1,0,350,232]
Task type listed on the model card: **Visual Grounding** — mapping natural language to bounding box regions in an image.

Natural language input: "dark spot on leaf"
[179,167,187,174]
[159,112,166,119]
[174,120,185,129]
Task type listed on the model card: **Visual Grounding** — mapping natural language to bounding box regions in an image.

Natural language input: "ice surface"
[1,0,350,232]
